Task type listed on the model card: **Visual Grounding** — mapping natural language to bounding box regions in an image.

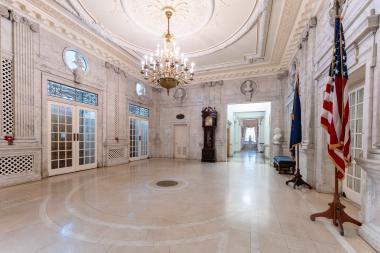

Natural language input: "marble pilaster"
[11,11,39,139]
[104,62,129,166]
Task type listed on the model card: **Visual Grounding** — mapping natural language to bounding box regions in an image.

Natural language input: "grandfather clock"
[201,106,217,162]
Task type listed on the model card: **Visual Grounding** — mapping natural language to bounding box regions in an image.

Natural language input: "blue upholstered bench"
[273,156,295,174]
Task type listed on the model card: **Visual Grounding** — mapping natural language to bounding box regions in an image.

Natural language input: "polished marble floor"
[0,152,375,253]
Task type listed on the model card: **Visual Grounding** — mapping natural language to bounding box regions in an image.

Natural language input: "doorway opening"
[227,102,271,160]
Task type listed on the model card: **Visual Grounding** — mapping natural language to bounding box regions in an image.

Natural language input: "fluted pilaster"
[11,12,39,139]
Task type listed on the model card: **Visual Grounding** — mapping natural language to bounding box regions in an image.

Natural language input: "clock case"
[201,106,217,162]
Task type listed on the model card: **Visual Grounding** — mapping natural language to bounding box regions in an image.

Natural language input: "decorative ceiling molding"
[53,0,275,78]
[57,0,269,59]
[279,0,322,68]
[2,0,142,78]
[1,0,315,83]
[193,65,287,83]
[120,0,215,39]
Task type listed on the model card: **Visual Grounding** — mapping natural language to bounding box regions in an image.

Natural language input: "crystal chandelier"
[140,8,195,95]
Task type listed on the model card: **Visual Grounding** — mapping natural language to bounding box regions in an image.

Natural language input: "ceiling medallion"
[140,8,195,95]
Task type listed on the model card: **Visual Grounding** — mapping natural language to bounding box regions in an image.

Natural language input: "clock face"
[205,116,213,126]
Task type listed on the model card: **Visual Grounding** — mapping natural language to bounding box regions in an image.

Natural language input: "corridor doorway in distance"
[227,102,271,159]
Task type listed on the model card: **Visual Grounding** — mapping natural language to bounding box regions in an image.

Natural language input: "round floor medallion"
[156,180,179,187]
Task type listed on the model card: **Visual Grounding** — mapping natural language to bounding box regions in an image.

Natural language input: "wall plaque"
[176,114,185,119]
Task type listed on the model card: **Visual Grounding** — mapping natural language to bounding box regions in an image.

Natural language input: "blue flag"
[289,74,302,157]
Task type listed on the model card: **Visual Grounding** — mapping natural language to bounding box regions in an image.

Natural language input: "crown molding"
[280,0,322,68]
[1,0,307,83]
[2,0,142,79]
[194,65,286,83]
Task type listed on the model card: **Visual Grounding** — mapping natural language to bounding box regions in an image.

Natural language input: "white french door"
[48,102,97,176]
[129,117,148,161]
[343,87,364,205]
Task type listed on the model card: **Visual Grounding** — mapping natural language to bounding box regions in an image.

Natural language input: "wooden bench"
[273,156,295,175]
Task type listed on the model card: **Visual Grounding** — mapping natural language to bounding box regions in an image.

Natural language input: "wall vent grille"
[1,57,14,135]
[108,149,125,160]
[0,155,33,176]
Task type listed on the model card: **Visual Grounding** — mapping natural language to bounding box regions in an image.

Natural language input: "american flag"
[320,17,351,180]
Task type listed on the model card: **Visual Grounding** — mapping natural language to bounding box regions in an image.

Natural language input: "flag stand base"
[286,170,312,189]
[286,146,312,189]
[310,167,361,236]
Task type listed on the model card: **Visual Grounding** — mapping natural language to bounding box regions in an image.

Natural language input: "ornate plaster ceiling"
[55,0,271,70]
[4,0,322,81]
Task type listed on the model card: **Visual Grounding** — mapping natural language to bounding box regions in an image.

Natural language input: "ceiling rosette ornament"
[120,0,215,38]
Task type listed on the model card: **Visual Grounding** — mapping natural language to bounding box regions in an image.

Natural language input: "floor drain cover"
[156,180,179,187]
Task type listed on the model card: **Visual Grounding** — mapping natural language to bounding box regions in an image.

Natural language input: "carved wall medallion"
[240,80,258,101]
[136,82,146,97]
[63,48,89,83]
[173,87,187,102]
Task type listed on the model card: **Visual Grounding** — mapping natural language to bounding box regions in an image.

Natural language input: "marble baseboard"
[359,224,380,252]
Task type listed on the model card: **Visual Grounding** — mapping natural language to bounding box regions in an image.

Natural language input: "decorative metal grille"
[129,104,149,118]
[114,95,119,137]
[47,81,98,106]
[108,148,125,160]
[0,155,33,176]
[1,57,14,135]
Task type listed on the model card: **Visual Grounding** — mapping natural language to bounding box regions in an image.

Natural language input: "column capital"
[356,158,380,181]
[0,4,9,19]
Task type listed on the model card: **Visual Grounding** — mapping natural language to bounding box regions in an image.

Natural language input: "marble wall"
[284,0,380,192]
[0,5,153,187]
[152,75,286,162]
[283,0,380,249]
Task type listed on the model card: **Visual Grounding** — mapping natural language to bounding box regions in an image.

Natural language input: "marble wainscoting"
[356,154,380,252]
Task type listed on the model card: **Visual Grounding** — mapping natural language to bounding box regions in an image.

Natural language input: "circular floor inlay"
[156,180,179,187]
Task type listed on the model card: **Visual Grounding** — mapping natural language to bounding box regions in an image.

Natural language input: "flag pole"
[310,0,361,236]
[286,70,311,189]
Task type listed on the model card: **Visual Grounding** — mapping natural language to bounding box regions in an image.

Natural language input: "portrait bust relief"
[63,48,89,83]
[136,82,146,96]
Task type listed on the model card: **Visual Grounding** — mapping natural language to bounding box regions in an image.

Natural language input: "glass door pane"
[129,117,148,160]
[129,118,138,158]
[48,103,74,175]
[140,120,148,157]
[78,108,96,167]
[344,87,364,205]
